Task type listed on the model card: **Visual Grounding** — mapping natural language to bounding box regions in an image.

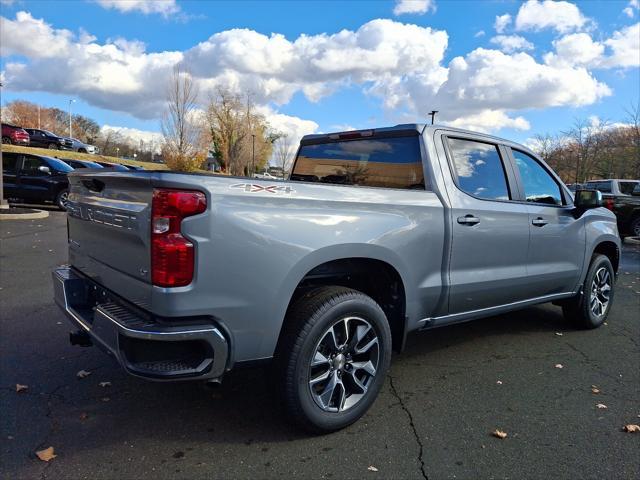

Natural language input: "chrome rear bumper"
[52,266,228,381]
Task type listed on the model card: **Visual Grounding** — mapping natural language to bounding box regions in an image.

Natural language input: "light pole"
[37,104,41,129]
[251,134,256,177]
[68,99,76,139]
[0,81,7,209]
[116,147,120,158]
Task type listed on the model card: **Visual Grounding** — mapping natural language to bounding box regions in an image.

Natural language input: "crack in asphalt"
[388,373,429,480]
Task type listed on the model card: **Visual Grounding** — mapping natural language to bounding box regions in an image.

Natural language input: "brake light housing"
[603,198,615,211]
[151,189,206,287]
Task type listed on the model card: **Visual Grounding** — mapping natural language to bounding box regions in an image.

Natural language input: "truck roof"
[300,123,521,146]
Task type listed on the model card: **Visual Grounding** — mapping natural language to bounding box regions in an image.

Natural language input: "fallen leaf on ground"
[555,332,563,336]
[16,384,28,393]
[596,403,608,409]
[591,385,600,394]
[623,424,640,433]
[101,397,110,402]
[36,447,56,462]
[492,429,507,439]
[496,380,503,385]
[367,466,379,472]
[76,370,91,379]
[79,413,88,421]
[98,382,111,388]
[555,364,563,369]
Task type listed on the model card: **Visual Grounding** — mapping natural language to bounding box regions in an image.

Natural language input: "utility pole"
[0,81,8,209]
[38,104,41,129]
[251,133,256,177]
[68,99,76,138]
[428,110,438,125]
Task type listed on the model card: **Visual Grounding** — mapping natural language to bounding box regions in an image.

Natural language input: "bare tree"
[274,133,294,179]
[161,65,203,171]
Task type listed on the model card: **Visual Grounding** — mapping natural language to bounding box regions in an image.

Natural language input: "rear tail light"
[603,198,615,211]
[151,189,206,287]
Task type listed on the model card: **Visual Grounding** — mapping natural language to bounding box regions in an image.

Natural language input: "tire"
[56,189,69,210]
[562,254,615,329]
[78,148,87,153]
[2,136,12,144]
[630,217,640,238]
[48,143,59,150]
[274,286,392,433]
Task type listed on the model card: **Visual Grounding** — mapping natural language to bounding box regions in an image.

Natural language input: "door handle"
[532,217,548,227]
[457,214,480,226]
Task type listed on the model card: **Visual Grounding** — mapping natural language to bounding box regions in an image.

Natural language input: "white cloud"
[0,0,16,5]
[602,22,640,68]
[490,35,534,53]
[474,30,485,38]
[101,125,164,152]
[494,14,511,34]
[544,33,605,67]
[393,0,435,16]
[543,25,640,70]
[624,0,639,17]
[515,0,588,33]
[257,107,319,146]
[0,11,621,136]
[94,0,180,17]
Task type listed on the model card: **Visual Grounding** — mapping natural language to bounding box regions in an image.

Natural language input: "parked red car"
[1,123,30,146]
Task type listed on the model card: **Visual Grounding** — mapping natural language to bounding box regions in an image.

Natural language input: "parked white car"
[65,138,99,154]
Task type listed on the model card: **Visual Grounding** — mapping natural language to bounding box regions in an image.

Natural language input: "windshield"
[44,157,74,173]
[619,181,639,195]
[291,135,424,189]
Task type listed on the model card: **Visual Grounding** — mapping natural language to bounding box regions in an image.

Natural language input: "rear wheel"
[274,286,392,433]
[56,189,69,210]
[78,148,87,153]
[2,136,12,144]
[630,217,640,238]
[562,254,615,329]
[48,143,59,150]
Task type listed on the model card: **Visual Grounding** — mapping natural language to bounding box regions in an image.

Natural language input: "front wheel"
[48,143,59,150]
[56,189,69,210]
[275,286,392,433]
[629,217,640,238]
[562,254,615,329]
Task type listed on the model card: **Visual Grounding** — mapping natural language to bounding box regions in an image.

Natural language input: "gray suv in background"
[53,124,620,432]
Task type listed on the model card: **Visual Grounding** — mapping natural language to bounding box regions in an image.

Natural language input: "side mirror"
[574,189,602,210]
[38,166,51,175]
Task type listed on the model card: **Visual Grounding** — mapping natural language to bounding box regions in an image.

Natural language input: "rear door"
[508,148,585,296]
[18,155,53,202]
[438,133,531,314]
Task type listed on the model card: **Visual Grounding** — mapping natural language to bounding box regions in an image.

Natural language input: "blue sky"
[1,0,638,147]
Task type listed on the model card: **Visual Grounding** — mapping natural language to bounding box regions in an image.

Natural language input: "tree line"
[531,104,640,183]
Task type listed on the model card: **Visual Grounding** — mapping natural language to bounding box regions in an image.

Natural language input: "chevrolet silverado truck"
[52,125,620,432]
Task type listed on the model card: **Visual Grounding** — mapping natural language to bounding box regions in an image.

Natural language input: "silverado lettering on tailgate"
[67,203,137,230]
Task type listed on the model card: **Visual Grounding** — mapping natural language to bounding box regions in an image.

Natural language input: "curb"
[0,210,50,220]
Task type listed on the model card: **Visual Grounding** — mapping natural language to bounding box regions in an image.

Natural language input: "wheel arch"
[275,246,411,355]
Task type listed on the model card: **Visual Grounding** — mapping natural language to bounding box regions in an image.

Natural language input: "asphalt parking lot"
[1,211,639,480]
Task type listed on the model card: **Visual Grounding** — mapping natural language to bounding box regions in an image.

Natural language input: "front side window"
[291,135,424,189]
[512,149,563,205]
[21,156,46,175]
[447,137,510,200]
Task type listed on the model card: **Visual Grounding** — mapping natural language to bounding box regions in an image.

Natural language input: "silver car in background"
[65,137,99,154]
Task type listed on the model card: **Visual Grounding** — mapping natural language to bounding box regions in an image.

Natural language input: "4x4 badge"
[230,183,295,194]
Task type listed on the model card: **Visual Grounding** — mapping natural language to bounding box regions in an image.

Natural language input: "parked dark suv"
[2,152,74,209]
[1,123,30,146]
[23,128,73,150]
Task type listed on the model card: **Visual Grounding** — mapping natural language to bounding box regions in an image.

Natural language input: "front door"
[18,155,52,202]
[441,135,531,314]
[508,148,585,296]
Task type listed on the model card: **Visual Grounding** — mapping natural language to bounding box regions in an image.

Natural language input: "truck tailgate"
[66,173,154,308]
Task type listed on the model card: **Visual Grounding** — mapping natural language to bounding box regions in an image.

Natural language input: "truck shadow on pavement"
[45,303,575,451]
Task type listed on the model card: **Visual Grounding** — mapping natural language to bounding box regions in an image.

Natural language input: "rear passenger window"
[3,153,19,173]
[447,138,510,200]
[512,150,563,206]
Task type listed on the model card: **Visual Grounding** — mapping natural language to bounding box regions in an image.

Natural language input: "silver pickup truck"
[53,124,620,432]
